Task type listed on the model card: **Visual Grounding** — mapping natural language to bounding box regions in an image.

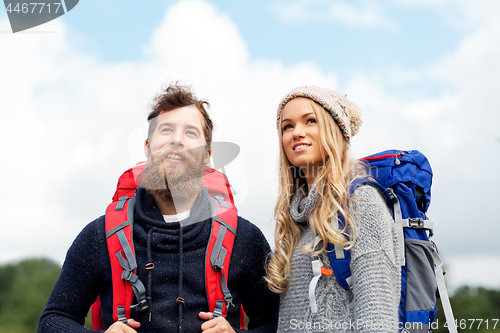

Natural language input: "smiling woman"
[266,85,400,333]
[281,98,323,184]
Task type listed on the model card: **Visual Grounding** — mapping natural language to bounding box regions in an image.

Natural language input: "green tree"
[432,286,500,332]
[0,258,61,333]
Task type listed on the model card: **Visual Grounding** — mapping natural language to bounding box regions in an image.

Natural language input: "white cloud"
[329,1,396,30]
[149,0,249,83]
[453,0,500,28]
[1,0,500,291]
[430,21,500,96]
[395,0,500,32]
[270,0,396,30]
[269,0,320,23]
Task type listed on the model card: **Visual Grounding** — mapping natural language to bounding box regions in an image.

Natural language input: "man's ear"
[144,139,151,159]
[203,148,211,165]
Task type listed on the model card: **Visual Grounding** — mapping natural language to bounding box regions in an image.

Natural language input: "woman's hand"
[104,319,141,333]
[199,312,236,333]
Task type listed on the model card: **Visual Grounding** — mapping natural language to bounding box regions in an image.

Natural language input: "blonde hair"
[265,99,365,294]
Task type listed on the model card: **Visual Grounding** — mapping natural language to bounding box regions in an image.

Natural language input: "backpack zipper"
[362,150,413,165]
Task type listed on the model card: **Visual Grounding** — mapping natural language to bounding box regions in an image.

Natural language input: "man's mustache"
[148,145,207,164]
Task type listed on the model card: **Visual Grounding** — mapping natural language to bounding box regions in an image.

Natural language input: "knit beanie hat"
[276,86,362,144]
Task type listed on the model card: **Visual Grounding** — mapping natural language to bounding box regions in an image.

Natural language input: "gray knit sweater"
[278,185,401,333]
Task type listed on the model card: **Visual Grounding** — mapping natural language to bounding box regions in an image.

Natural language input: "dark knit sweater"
[38,186,279,333]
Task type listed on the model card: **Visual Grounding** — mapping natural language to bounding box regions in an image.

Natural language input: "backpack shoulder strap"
[92,162,148,329]
[206,195,238,319]
[327,177,393,291]
[350,178,392,210]
[326,213,353,291]
[105,196,148,324]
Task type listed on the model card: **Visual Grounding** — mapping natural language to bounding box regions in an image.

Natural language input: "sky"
[1,0,499,292]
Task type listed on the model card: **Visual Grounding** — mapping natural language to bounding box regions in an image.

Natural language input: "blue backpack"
[319,150,456,333]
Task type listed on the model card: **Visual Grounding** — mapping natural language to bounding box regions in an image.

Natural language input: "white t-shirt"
[163,210,191,223]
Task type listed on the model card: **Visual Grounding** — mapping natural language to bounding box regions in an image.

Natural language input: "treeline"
[433,286,500,333]
[0,258,499,332]
[0,258,61,333]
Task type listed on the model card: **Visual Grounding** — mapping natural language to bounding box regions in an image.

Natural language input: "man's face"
[142,105,211,201]
[146,105,210,164]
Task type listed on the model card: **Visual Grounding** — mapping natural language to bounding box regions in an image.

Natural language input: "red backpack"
[91,162,245,329]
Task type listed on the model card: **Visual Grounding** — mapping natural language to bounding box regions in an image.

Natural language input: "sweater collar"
[134,186,211,229]
[289,184,319,223]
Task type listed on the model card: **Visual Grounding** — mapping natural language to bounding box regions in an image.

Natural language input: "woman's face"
[281,98,324,171]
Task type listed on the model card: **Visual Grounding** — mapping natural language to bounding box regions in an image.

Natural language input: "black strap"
[214,216,236,235]
[106,221,130,239]
[211,300,224,319]
[210,226,227,271]
[220,272,234,309]
[127,197,135,229]
[114,211,149,312]
[117,230,137,270]
[116,196,130,211]
[207,196,237,317]
[116,251,149,312]
[208,197,236,235]
[208,197,218,219]
[116,251,131,271]
[117,306,128,324]
[213,195,228,208]
[107,197,135,239]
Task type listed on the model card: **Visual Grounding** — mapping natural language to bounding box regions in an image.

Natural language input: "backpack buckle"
[386,188,399,204]
[130,298,149,312]
[408,218,425,228]
[212,262,223,272]
[121,270,138,283]
[224,295,234,309]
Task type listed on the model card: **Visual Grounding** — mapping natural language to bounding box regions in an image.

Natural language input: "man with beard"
[38,83,279,333]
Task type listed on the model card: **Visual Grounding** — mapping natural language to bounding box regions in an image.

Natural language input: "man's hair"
[147,83,214,150]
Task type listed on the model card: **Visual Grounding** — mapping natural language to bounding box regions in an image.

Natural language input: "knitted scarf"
[289,185,319,223]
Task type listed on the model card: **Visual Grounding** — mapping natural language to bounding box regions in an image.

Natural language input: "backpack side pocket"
[404,238,437,312]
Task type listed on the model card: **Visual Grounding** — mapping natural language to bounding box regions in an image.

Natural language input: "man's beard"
[141,146,205,203]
